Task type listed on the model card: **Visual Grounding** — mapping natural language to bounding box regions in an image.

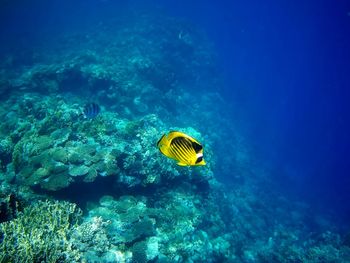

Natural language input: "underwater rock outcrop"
[78,190,235,262]
[0,93,214,192]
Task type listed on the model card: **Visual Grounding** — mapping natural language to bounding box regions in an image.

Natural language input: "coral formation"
[0,8,348,263]
[0,91,214,192]
[0,200,82,262]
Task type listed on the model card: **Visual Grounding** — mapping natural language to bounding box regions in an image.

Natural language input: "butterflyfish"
[157,131,206,166]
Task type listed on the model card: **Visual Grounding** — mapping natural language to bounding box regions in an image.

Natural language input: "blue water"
[158,0,350,223]
[1,0,350,261]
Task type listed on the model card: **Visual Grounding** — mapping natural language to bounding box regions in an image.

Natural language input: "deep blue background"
[1,0,350,224]
[159,0,350,222]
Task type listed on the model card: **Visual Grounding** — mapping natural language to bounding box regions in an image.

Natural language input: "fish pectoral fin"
[177,161,188,166]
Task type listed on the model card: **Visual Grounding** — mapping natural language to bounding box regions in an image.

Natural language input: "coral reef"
[0,200,82,262]
[0,8,348,263]
[0,93,213,192]
[81,191,230,262]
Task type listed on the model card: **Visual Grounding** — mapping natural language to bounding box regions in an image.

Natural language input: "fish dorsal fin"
[167,131,183,141]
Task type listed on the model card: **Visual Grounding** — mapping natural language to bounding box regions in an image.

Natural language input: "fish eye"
[195,156,203,164]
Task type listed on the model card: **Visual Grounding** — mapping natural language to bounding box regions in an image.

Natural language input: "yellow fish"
[157,131,206,166]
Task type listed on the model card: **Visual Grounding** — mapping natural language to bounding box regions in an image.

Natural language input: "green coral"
[0,200,82,263]
[68,165,90,177]
[49,147,69,163]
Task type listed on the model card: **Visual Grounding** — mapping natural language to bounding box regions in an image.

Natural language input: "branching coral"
[0,200,82,263]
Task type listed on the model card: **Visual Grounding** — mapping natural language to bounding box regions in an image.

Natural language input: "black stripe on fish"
[181,138,196,156]
[170,147,186,163]
[172,137,190,148]
[173,139,192,158]
[174,140,193,160]
[84,103,101,119]
[172,142,189,160]
[183,139,194,153]
[182,142,193,158]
